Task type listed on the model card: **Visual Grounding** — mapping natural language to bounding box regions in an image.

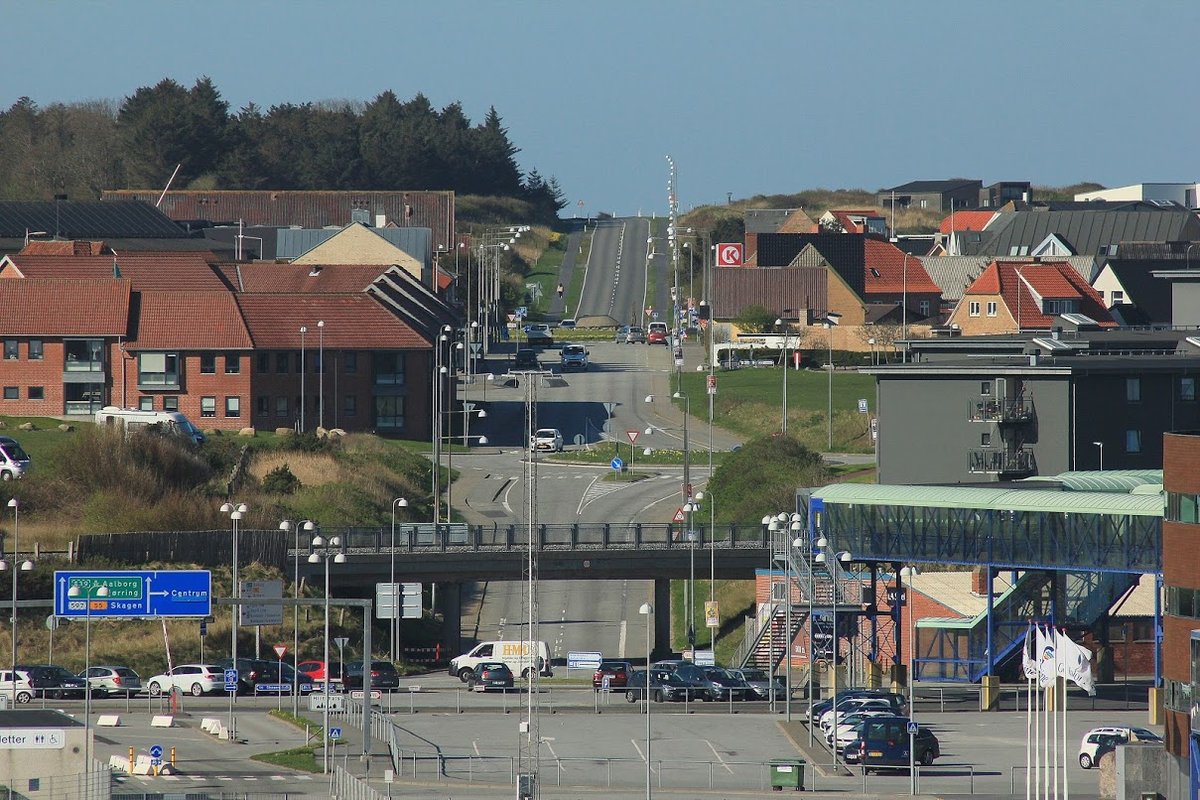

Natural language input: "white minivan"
[95,406,206,445]
[0,437,31,480]
[449,640,553,681]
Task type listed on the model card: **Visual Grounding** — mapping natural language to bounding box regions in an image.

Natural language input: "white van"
[449,640,553,681]
[95,406,206,445]
[0,437,30,481]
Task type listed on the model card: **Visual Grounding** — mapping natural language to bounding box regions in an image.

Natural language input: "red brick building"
[1162,431,1200,777]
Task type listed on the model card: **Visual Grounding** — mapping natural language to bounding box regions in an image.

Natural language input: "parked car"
[343,661,401,692]
[1077,726,1160,769]
[808,689,906,722]
[513,348,540,369]
[624,669,704,703]
[827,710,893,745]
[146,664,223,697]
[730,668,786,700]
[558,318,577,330]
[668,664,719,701]
[647,322,669,345]
[593,661,633,690]
[214,657,300,694]
[846,717,940,771]
[559,344,589,371]
[531,428,564,452]
[0,436,31,480]
[468,662,515,692]
[79,665,142,697]
[0,669,35,703]
[297,659,342,686]
[820,698,897,732]
[17,664,87,699]
[524,324,553,347]
[701,667,752,701]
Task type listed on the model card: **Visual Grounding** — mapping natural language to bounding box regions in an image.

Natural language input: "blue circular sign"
[610,457,624,471]
[149,744,163,758]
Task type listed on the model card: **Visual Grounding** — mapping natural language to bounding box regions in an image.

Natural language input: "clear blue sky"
[5,1,1197,216]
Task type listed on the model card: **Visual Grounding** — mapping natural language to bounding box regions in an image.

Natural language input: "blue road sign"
[610,457,623,471]
[255,683,291,693]
[149,744,163,759]
[907,721,919,735]
[54,570,211,619]
[224,668,239,692]
[329,727,342,740]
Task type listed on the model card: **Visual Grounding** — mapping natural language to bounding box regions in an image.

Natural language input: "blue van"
[847,716,940,771]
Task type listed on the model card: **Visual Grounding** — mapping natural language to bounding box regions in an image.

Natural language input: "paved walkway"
[547,223,584,320]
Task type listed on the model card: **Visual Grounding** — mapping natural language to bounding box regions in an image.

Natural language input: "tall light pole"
[776,310,794,434]
[299,326,307,432]
[815,546,852,748]
[1093,441,1104,471]
[279,519,314,715]
[900,564,921,795]
[317,320,325,431]
[220,502,247,670]
[695,491,716,653]
[69,582,108,791]
[901,253,909,363]
[683,499,700,654]
[824,320,835,451]
[639,601,654,800]
[3,497,31,707]
[389,498,409,662]
[308,534,345,775]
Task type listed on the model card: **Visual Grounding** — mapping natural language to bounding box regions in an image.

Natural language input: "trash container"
[769,760,804,791]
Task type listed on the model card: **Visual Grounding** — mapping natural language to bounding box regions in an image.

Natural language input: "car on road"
[79,665,142,697]
[524,324,553,347]
[0,669,35,703]
[531,428,564,452]
[343,661,401,692]
[624,669,704,703]
[647,322,669,345]
[513,348,540,369]
[560,344,589,371]
[730,668,786,700]
[146,664,223,697]
[616,325,646,344]
[468,662,514,692]
[297,659,342,686]
[17,664,87,699]
[558,318,577,330]
[1078,726,1161,768]
[593,661,633,690]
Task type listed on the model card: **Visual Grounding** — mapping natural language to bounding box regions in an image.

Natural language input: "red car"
[593,661,633,690]
[296,659,340,685]
[647,327,668,345]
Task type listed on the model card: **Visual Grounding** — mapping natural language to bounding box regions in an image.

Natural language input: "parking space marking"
[705,739,735,774]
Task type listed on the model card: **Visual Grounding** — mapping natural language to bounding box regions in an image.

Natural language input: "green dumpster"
[770,760,804,790]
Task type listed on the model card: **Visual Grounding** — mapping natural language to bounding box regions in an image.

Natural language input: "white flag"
[1036,625,1057,688]
[1022,624,1039,681]
[1055,629,1096,696]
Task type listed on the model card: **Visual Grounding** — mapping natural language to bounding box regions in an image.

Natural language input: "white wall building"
[1075,182,1200,209]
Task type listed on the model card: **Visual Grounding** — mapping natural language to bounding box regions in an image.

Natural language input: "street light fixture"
[317,320,325,431]
[299,326,307,432]
[69,582,109,786]
[279,518,315,715]
[899,564,922,794]
[308,534,346,775]
[638,601,654,800]
[1092,441,1104,471]
[814,546,852,746]
[821,315,841,451]
[776,310,795,434]
[220,502,248,669]
[682,499,701,654]
[389,498,409,661]
[2,497,32,707]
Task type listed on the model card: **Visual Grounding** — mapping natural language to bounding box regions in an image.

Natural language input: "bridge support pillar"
[652,579,671,660]
[440,582,462,658]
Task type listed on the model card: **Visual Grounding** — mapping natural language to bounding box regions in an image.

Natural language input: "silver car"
[80,665,142,697]
[616,325,646,344]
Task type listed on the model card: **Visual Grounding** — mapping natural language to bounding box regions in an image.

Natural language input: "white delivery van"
[95,406,206,445]
[0,436,31,480]
[449,640,553,681]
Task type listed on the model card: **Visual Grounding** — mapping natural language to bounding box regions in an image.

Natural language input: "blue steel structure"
[805,481,1163,684]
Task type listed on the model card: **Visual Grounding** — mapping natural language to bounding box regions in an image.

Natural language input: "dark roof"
[882,179,981,194]
[756,233,866,296]
[0,201,186,239]
[201,226,282,261]
[1029,200,1184,212]
[744,209,800,234]
[971,209,1200,263]
[711,267,828,320]
[0,709,84,727]
[1103,259,1177,324]
[892,236,938,256]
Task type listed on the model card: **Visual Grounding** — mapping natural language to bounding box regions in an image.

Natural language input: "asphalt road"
[576,216,652,325]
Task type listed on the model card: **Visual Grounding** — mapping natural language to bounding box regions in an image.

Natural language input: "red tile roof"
[964,260,1116,329]
[863,240,941,294]
[129,291,253,349]
[829,210,883,234]
[939,210,996,234]
[4,253,225,291]
[19,240,107,256]
[223,263,398,294]
[0,278,130,335]
[236,294,429,349]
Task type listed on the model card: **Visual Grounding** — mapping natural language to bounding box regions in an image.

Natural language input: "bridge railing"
[333,523,771,553]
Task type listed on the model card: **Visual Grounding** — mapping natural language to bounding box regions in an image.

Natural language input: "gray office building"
[868,330,1200,484]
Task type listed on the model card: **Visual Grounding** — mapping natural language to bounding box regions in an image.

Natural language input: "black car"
[468,662,514,692]
[701,667,752,701]
[17,664,88,699]
[513,348,539,369]
[213,657,310,695]
[343,661,401,692]
[624,669,705,703]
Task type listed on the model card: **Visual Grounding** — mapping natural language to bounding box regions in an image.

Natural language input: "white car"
[145,664,223,697]
[0,669,35,703]
[827,710,892,745]
[1078,726,1162,769]
[558,318,577,330]
[531,428,564,452]
[820,699,895,732]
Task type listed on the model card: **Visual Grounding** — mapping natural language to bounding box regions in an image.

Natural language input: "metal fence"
[3,768,110,800]
[331,765,388,800]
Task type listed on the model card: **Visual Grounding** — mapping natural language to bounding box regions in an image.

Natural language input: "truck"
[95,406,206,445]
[449,640,553,681]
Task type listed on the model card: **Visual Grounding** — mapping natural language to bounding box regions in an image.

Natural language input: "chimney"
[971,567,988,596]
[375,214,388,228]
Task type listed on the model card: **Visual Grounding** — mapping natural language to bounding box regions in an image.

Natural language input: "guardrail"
[331,765,387,800]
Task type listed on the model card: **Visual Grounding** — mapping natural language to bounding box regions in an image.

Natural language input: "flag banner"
[1036,625,1057,688]
[1022,624,1039,681]
[1054,629,1096,696]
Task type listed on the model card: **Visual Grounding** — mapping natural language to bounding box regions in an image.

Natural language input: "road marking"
[473,740,481,756]
[501,478,519,514]
[631,739,646,762]
[705,740,735,774]
[543,738,564,770]
[618,618,628,659]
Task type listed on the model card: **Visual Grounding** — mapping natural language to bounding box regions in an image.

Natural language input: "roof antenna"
[156,164,182,208]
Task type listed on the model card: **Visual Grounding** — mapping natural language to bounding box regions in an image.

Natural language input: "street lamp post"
[644,393,690,508]
[825,321,834,451]
[3,497,31,707]
[389,498,409,662]
[776,310,795,434]
[683,499,700,653]
[317,320,325,431]
[902,253,910,363]
[308,534,346,775]
[815,545,852,751]
[639,602,653,800]
[299,327,307,432]
[1093,440,1104,471]
[279,519,314,715]
[220,502,247,678]
[69,582,109,791]
[900,564,921,795]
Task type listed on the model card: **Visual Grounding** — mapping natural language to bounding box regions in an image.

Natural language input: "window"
[225,396,241,417]
[224,353,240,374]
[1111,290,1124,305]
[257,353,270,373]
[3,340,17,359]
[139,397,154,411]
[201,396,216,418]
[27,386,43,401]
[981,381,992,396]
[919,300,931,316]
[1126,378,1141,402]
[374,352,406,386]
[275,396,289,417]
[1181,377,1196,401]
[163,396,179,412]
[276,352,289,373]
[375,395,405,429]
[981,432,992,447]
[200,353,216,374]
[1043,299,1078,315]
[343,351,357,373]
[28,340,42,360]
[137,353,179,388]
[257,396,270,415]
[1125,429,1141,453]
[343,394,357,418]
[969,301,981,317]
[3,387,17,400]
[986,301,998,317]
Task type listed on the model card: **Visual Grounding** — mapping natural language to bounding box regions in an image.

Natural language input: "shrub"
[262,463,301,495]
[708,436,828,522]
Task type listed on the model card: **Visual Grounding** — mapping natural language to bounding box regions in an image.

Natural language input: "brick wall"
[1162,432,1200,758]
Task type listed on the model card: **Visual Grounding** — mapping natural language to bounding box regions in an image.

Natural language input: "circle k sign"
[716,243,743,267]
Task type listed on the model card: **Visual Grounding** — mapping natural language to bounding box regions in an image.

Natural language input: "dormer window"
[1043,299,1079,315]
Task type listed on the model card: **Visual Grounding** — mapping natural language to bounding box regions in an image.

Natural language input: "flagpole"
[1025,624,1034,800]
[1042,625,1050,800]
[1061,629,1070,800]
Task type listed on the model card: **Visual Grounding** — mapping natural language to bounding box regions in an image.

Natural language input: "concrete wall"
[1172,282,1200,327]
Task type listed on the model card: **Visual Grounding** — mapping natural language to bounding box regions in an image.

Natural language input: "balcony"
[968,398,1035,424]
[968,448,1037,476]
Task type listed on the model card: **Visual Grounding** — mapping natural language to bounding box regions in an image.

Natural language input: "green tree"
[734,304,776,333]
[471,106,522,196]
[117,77,231,187]
[709,216,745,246]
[707,436,827,523]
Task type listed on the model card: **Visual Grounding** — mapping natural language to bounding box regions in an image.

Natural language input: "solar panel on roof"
[1032,337,1071,350]
[1060,313,1098,325]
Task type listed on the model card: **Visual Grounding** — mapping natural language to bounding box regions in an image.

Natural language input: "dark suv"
[17,664,87,699]
[213,657,306,694]
[343,661,401,692]
[514,348,539,369]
